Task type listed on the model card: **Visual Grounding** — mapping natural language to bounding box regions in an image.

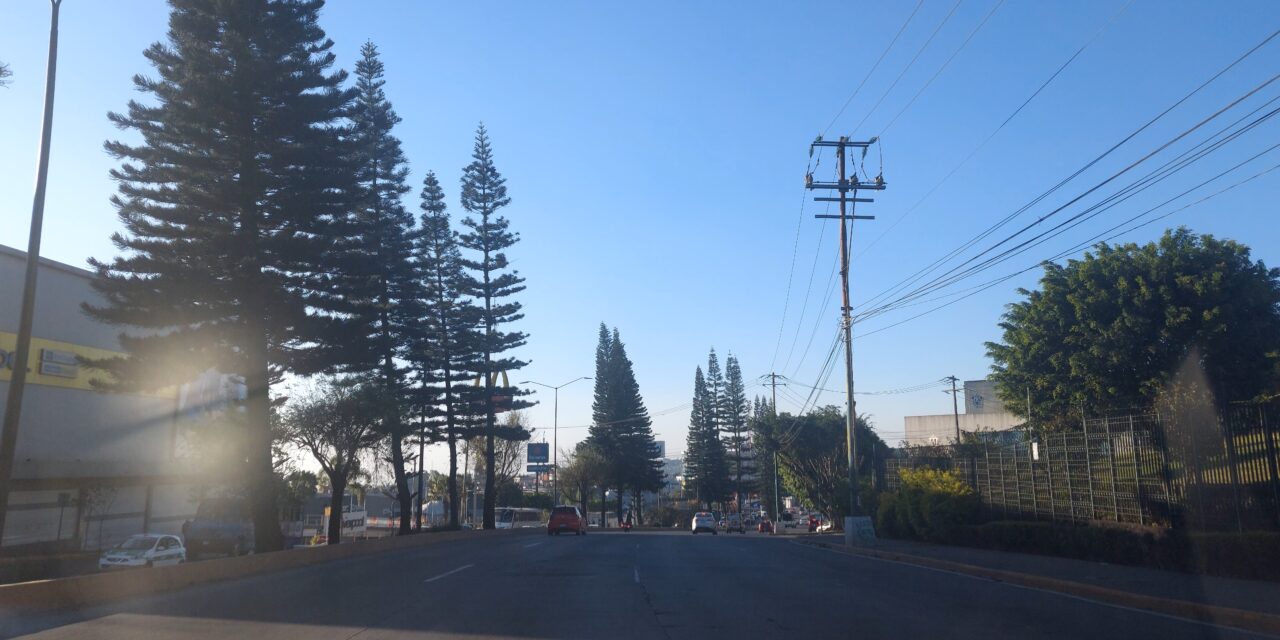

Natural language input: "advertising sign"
[527,463,553,473]
[527,442,549,463]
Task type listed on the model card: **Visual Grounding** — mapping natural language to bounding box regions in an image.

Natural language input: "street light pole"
[0,0,63,543]
[521,377,591,505]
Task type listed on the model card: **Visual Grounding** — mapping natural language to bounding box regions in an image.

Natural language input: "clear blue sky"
[2,1,1277,469]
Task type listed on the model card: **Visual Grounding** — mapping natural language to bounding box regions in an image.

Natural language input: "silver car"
[99,534,186,570]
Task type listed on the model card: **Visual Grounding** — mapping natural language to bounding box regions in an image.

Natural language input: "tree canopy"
[987,229,1280,426]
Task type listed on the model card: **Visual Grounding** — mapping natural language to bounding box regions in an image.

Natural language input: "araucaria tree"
[586,325,663,523]
[83,0,354,552]
[336,41,422,533]
[412,171,479,528]
[457,124,530,529]
[987,228,1280,426]
[721,353,753,512]
[684,363,730,509]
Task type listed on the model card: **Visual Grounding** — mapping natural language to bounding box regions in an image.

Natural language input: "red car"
[547,505,587,536]
[758,520,774,533]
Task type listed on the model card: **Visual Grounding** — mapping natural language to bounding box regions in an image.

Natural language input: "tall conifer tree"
[457,124,529,529]
[338,40,421,533]
[722,354,752,511]
[84,0,354,552]
[412,171,480,528]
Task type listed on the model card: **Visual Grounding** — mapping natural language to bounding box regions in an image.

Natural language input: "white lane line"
[424,564,474,583]
[523,542,545,548]
[634,567,640,584]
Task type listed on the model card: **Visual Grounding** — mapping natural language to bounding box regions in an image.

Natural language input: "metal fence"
[883,402,1280,532]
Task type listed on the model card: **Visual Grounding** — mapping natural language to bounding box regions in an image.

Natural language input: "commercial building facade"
[0,245,207,550]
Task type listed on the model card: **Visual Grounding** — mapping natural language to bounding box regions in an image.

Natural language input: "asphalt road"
[4,529,1274,639]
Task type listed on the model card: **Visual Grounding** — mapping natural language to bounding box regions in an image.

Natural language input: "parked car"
[183,497,255,559]
[725,514,746,534]
[547,505,587,536]
[758,519,774,533]
[99,534,186,570]
[691,512,717,535]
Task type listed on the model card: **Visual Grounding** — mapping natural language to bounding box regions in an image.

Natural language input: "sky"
[2,1,1278,475]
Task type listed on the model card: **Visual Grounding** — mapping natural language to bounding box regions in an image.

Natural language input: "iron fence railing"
[883,402,1280,532]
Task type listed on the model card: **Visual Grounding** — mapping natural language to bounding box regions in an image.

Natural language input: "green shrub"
[895,468,978,541]
[875,492,903,538]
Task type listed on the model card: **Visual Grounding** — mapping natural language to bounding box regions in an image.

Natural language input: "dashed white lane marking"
[424,564,474,583]
[634,567,640,583]
[523,542,545,548]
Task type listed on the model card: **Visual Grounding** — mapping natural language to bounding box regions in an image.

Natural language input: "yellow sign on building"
[0,331,123,392]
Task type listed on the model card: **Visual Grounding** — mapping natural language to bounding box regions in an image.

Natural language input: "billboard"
[527,442,549,463]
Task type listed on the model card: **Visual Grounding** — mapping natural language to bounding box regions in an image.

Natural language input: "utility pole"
[805,135,885,535]
[0,0,62,543]
[945,376,961,444]
[767,372,782,522]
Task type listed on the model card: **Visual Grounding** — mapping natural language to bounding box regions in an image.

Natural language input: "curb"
[0,529,512,614]
[797,540,1280,637]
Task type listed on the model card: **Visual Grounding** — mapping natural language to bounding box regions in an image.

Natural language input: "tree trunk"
[483,426,496,529]
[327,477,346,545]
[600,487,607,528]
[391,433,412,534]
[616,488,624,526]
[447,431,459,528]
[245,337,283,553]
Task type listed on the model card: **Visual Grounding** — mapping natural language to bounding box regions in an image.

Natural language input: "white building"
[901,379,1021,446]
[1,245,207,551]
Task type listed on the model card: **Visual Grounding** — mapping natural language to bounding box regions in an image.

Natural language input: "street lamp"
[520,376,591,505]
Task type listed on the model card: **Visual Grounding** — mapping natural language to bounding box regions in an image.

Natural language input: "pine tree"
[83,0,354,553]
[684,367,709,506]
[457,123,530,529]
[586,324,619,525]
[333,40,423,534]
[722,354,753,511]
[685,363,730,509]
[412,171,481,528]
[606,328,663,520]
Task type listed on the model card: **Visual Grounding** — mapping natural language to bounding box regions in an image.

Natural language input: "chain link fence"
[883,402,1280,532]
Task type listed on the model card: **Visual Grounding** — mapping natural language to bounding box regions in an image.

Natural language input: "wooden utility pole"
[0,0,62,543]
[805,136,885,528]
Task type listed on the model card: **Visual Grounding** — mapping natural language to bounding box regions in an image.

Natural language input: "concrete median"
[0,529,510,614]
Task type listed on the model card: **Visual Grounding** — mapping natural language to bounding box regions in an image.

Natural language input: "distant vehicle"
[496,507,545,529]
[718,518,727,529]
[547,505,587,536]
[725,514,746,534]
[691,512,717,535]
[758,520,774,533]
[817,520,834,533]
[99,534,186,570]
[184,497,254,559]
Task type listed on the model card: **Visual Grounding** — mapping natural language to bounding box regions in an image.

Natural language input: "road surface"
[4,529,1272,639]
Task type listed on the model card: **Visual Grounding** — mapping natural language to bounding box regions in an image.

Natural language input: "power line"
[854,29,1279,317]
[853,0,1132,264]
[878,0,1006,136]
[849,142,1280,339]
[851,0,966,135]
[822,0,927,135]
[856,79,1280,321]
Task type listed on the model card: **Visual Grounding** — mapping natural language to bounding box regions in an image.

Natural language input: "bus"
[496,507,546,529]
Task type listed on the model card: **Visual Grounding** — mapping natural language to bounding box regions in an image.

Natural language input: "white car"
[99,534,187,570]
[691,512,717,535]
